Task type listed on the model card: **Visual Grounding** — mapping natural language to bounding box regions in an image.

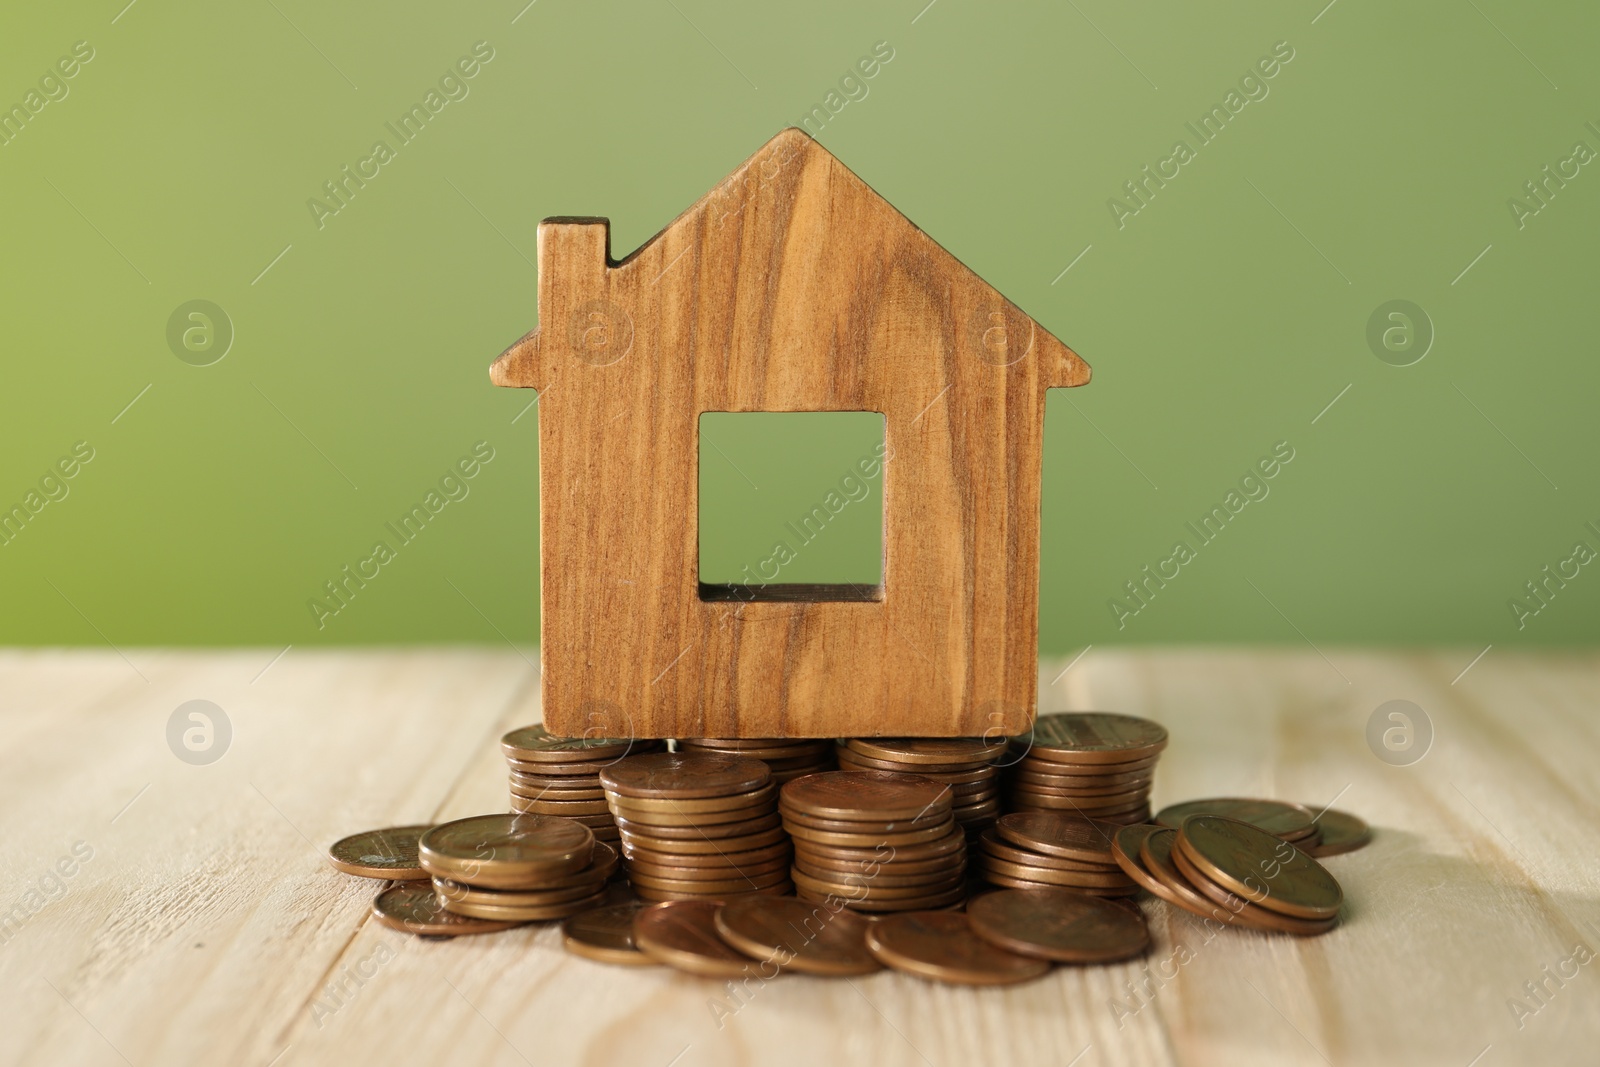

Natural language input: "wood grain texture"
[491,128,1090,738]
[5,647,1600,1066]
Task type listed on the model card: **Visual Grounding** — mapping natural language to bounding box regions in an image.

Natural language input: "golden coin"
[632,900,764,976]
[371,882,522,936]
[845,737,1004,766]
[419,813,594,888]
[600,752,770,799]
[1012,713,1168,765]
[501,725,651,763]
[977,829,1112,872]
[613,810,781,840]
[1168,843,1339,936]
[563,902,655,965]
[713,895,881,976]
[618,826,789,856]
[442,891,608,922]
[607,780,778,815]
[995,812,1120,862]
[622,840,792,869]
[978,856,1134,889]
[327,825,432,880]
[1155,798,1315,840]
[784,818,959,848]
[968,888,1149,963]
[864,911,1049,985]
[1306,808,1372,857]
[1176,815,1343,920]
[1110,824,1184,905]
[781,771,952,822]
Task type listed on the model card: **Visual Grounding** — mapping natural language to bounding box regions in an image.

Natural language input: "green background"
[3,0,1597,653]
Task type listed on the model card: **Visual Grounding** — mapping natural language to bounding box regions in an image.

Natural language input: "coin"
[633,900,766,977]
[781,771,952,821]
[995,812,1120,862]
[371,882,522,936]
[327,825,432,880]
[629,860,790,885]
[780,805,951,833]
[613,811,781,839]
[1110,824,1184,905]
[714,895,882,976]
[967,888,1149,963]
[629,868,791,894]
[836,747,995,775]
[845,737,1004,766]
[510,796,613,816]
[1155,799,1315,841]
[608,781,778,815]
[793,831,966,865]
[563,902,655,965]
[419,813,594,888]
[501,725,651,763]
[784,818,959,848]
[432,840,618,895]
[796,848,965,878]
[600,752,771,799]
[435,877,607,907]
[1139,829,1239,924]
[1176,815,1343,920]
[1013,713,1168,764]
[680,739,833,760]
[978,856,1135,889]
[618,826,788,855]
[1168,844,1339,936]
[979,872,1138,897]
[864,911,1049,985]
[1305,808,1372,857]
[792,868,965,901]
[633,881,793,903]
[978,829,1116,871]
[622,840,792,869]
[443,890,608,922]
[793,859,965,888]
[822,884,970,912]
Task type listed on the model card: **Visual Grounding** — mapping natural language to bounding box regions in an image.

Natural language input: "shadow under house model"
[490,128,1091,739]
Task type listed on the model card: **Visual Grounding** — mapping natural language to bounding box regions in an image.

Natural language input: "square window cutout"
[698,412,885,603]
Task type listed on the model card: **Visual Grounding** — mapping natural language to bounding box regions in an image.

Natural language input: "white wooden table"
[2,647,1596,1066]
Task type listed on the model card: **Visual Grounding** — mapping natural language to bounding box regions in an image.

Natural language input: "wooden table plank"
[3,648,1598,1066]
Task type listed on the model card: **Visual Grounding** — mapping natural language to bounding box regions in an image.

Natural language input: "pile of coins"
[416,813,616,923]
[677,737,835,784]
[1113,813,1345,936]
[836,738,1003,839]
[977,812,1139,896]
[1004,712,1166,824]
[781,770,968,913]
[599,751,791,902]
[501,725,664,844]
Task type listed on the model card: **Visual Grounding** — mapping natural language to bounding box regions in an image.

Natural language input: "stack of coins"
[1004,712,1167,825]
[781,770,967,913]
[418,813,617,922]
[836,738,1003,839]
[501,725,665,845]
[599,752,790,902]
[977,812,1139,897]
[676,738,835,784]
[1113,815,1342,936]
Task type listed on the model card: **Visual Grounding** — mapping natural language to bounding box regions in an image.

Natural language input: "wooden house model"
[491,128,1090,738]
